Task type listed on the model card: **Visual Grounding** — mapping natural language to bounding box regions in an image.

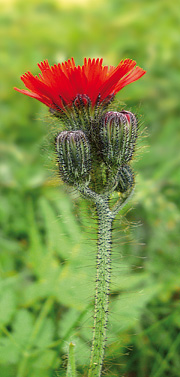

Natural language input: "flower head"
[14,58,146,112]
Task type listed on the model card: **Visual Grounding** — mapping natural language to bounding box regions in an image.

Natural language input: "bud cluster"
[55,105,138,194]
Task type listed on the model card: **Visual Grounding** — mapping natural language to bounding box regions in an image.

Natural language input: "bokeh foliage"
[0,0,180,376]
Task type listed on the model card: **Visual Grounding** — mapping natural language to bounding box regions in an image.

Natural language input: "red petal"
[14,87,55,108]
[114,66,146,93]
[15,58,146,110]
[99,59,137,99]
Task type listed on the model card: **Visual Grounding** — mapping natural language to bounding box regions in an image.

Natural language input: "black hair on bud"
[116,165,134,193]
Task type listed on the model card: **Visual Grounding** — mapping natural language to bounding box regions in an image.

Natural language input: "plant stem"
[88,197,114,377]
[79,186,134,376]
[66,342,77,377]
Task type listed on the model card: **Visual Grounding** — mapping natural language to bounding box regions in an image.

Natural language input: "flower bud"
[116,165,134,193]
[56,130,91,185]
[100,110,138,166]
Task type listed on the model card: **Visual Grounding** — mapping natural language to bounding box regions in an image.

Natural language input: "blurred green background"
[0,0,180,376]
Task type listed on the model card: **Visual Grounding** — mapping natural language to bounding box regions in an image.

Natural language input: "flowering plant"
[15,57,146,377]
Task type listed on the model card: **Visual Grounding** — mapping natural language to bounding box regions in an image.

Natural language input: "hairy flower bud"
[116,165,134,193]
[100,110,138,166]
[56,130,91,185]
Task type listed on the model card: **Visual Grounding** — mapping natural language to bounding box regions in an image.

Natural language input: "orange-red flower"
[14,58,146,111]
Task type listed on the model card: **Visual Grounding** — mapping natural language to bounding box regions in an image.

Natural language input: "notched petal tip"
[14,87,21,92]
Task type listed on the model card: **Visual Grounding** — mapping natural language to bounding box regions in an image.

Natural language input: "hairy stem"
[78,185,134,376]
[88,197,114,377]
[66,342,77,377]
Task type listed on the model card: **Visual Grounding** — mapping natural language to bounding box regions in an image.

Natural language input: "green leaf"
[110,283,161,333]
[52,193,83,243]
[35,318,55,349]
[58,308,81,338]
[13,309,34,348]
[0,289,16,326]
[55,262,94,309]
[39,196,75,259]
[22,281,53,306]
[0,337,19,364]
[32,349,56,369]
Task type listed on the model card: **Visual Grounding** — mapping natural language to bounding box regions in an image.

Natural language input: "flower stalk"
[88,198,113,377]
[78,186,134,377]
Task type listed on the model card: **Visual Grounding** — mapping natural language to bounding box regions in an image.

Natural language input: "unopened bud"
[116,165,134,193]
[100,110,138,166]
[73,94,91,108]
[56,130,91,185]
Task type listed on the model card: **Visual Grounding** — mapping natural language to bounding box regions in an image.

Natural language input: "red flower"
[14,58,146,111]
